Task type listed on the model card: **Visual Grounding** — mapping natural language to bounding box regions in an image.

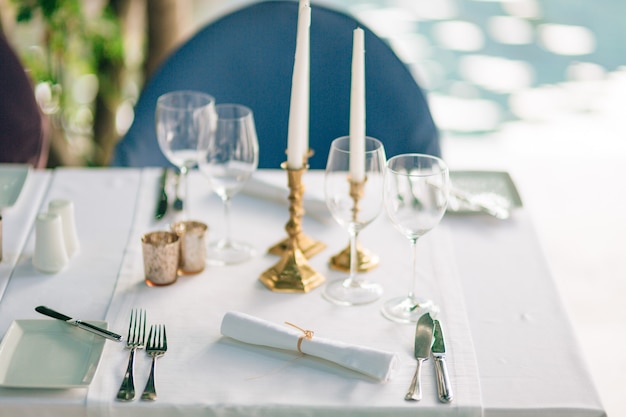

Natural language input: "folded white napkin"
[220,311,398,381]
[242,176,332,223]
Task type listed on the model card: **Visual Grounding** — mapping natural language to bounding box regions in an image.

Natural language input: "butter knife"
[35,306,122,342]
[155,168,169,220]
[432,319,453,402]
[405,313,434,401]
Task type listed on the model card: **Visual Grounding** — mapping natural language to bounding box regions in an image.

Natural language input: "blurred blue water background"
[203,0,626,134]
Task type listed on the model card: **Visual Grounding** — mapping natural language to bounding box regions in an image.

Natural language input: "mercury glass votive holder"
[171,220,208,275]
[142,231,180,286]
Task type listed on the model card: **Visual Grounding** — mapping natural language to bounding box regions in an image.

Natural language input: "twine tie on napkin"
[284,322,314,353]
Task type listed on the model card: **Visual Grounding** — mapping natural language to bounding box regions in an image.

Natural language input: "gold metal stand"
[260,165,325,292]
[267,162,326,258]
[329,241,380,272]
[329,178,380,272]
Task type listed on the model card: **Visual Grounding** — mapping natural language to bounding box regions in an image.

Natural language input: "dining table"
[0,166,606,417]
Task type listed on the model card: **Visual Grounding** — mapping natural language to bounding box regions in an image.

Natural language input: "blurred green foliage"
[11,0,126,166]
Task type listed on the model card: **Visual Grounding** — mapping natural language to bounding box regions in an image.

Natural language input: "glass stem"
[348,228,359,285]
[222,195,232,246]
[408,237,418,301]
[181,167,189,219]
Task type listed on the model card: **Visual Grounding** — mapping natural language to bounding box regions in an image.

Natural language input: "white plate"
[0,164,30,209]
[0,319,107,388]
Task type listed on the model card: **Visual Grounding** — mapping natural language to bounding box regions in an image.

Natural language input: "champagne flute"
[323,136,386,305]
[198,104,259,265]
[382,154,450,323]
[156,91,216,218]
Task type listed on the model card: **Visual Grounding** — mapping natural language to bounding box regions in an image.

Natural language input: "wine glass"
[198,104,259,265]
[156,91,216,218]
[381,154,450,323]
[323,136,386,305]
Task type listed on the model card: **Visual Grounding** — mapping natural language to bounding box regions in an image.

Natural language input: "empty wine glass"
[198,104,259,265]
[156,91,216,218]
[382,154,450,323]
[323,136,386,305]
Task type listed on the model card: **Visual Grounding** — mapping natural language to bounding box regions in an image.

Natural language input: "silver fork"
[141,324,167,401]
[116,309,146,401]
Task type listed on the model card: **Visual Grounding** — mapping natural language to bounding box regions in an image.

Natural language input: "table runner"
[87,169,483,417]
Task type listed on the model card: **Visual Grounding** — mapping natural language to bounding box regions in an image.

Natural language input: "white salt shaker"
[33,213,69,273]
[48,199,80,257]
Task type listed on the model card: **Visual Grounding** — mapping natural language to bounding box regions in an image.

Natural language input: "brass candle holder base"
[267,234,326,258]
[260,163,325,293]
[329,240,380,272]
[260,245,325,293]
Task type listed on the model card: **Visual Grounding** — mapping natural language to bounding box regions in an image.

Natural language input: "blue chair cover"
[111,0,440,169]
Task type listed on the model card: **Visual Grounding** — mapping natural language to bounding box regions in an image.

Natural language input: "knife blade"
[35,306,122,342]
[405,312,434,401]
[432,319,453,403]
[155,168,169,220]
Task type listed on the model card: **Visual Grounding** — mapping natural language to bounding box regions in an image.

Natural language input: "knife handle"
[434,356,453,403]
[155,168,169,220]
[404,358,426,401]
[77,321,123,342]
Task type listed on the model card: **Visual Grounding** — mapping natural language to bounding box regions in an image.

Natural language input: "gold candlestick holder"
[260,164,325,292]
[267,161,326,258]
[329,178,380,272]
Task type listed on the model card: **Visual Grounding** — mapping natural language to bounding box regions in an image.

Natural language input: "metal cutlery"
[448,186,510,219]
[116,309,147,401]
[141,324,168,401]
[155,168,169,220]
[172,170,184,211]
[427,176,510,219]
[405,313,434,401]
[35,306,122,342]
[432,319,453,403]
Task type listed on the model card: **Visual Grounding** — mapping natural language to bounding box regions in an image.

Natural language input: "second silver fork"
[141,324,167,401]
[116,309,146,401]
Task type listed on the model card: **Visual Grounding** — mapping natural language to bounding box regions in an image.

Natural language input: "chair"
[111,0,440,169]
[0,33,49,168]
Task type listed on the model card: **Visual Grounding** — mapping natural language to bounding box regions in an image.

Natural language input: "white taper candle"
[286,0,311,169]
[349,27,365,182]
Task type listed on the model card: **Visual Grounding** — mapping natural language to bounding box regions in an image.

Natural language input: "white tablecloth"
[0,168,605,417]
[0,170,50,300]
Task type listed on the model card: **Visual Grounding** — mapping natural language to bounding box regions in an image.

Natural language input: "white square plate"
[0,319,107,388]
[0,164,30,209]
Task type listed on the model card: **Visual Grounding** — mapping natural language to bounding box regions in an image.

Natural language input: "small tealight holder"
[141,231,180,287]
[260,163,325,292]
[33,213,69,274]
[48,199,80,257]
[171,220,208,275]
